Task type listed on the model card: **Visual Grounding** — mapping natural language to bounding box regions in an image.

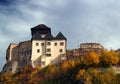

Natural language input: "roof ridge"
[55,32,66,40]
[45,33,54,40]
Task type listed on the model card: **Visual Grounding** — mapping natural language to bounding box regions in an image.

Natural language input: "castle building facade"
[2,24,67,73]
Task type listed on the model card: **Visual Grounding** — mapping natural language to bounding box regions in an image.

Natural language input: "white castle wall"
[31,40,66,67]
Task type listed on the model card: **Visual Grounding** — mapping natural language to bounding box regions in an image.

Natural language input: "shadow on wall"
[33,54,66,68]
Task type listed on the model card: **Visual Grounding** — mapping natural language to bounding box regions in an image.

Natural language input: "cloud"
[1,0,120,71]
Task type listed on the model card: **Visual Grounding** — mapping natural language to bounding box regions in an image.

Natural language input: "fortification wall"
[2,61,18,73]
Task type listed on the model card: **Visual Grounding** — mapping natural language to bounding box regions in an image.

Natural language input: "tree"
[101,50,119,66]
[84,51,100,66]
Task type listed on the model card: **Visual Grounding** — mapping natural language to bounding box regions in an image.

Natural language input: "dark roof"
[31,24,50,29]
[32,32,42,40]
[55,32,66,40]
[31,24,51,36]
[45,33,54,40]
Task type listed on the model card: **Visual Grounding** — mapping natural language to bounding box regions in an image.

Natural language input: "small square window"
[47,49,51,52]
[36,43,39,46]
[59,49,63,53]
[54,43,57,46]
[60,42,64,46]
[41,61,45,66]
[37,49,40,53]
[47,42,51,46]
[41,43,44,46]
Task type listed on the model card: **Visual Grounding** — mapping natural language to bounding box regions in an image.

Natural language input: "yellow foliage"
[85,75,92,84]
[61,61,70,72]
[99,74,105,82]
[69,60,75,68]
[92,69,99,77]
[76,69,85,80]
[102,50,119,65]
[0,73,13,83]
[84,51,100,65]
[48,66,55,74]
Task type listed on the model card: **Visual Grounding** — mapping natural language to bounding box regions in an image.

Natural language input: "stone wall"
[2,40,32,74]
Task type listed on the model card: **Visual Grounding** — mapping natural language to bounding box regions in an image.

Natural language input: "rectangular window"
[29,50,32,54]
[27,51,29,55]
[47,42,51,46]
[59,49,63,53]
[37,49,40,53]
[46,54,51,56]
[54,43,57,46]
[60,42,64,46]
[41,43,44,46]
[36,43,39,46]
[47,49,51,52]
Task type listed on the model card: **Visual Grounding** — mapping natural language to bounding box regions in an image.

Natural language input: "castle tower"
[31,24,51,38]
[31,24,67,67]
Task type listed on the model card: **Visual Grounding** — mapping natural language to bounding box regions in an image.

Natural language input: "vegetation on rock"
[0,50,120,84]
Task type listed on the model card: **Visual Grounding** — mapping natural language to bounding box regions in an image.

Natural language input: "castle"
[2,24,67,73]
[67,43,105,60]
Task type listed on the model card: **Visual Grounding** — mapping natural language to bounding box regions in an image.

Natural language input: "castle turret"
[31,24,51,39]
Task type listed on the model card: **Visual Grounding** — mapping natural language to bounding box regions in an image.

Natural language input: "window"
[29,50,32,54]
[60,42,64,46]
[54,43,57,46]
[47,49,51,52]
[10,68,12,71]
[27,51,29,55]
[51,60,53,63]
[47,42,51,46]
[37,49,40,53]
[41,43,44,46]
[46,54,51,56]
[24,52,26,56]
[36,43,39,46]
[41,61,45,66]
[18,68,21,71]
[59,49,63,53]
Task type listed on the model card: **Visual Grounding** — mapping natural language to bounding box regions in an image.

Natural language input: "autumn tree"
[100,50,119,67]
[84,51,100,66]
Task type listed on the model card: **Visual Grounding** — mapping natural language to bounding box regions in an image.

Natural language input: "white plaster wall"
[31,40,46,67]
[31,39,66,67]
[51,40,66,64]
[41,56,51,68]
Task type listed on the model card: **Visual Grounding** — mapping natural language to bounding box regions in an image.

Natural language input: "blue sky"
[1,0,120,71]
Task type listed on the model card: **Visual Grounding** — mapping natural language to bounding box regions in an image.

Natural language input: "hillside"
[0,50,120,84]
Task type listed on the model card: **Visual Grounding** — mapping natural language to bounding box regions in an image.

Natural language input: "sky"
[1,0,120,71]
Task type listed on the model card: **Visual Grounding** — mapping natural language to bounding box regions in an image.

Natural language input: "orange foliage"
[85,75,92,84]
[102,50,119,65]
[61,61,70,73]
[84,51,100,66]
[92,69,99,77]
[76,69,85,80]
